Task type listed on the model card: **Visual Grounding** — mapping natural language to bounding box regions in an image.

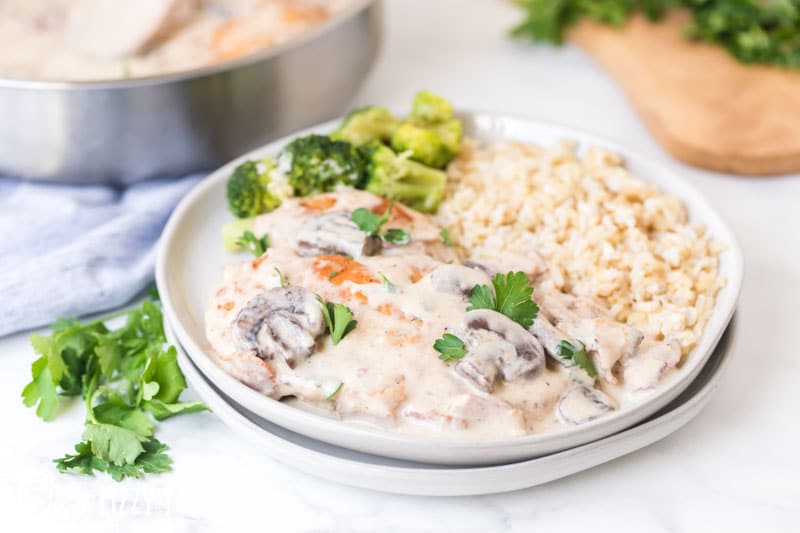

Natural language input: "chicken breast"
[206,190,682,438]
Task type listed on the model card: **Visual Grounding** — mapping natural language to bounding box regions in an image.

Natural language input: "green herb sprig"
[236,230,269,257]
[558,339,598,378]
[21,299,208,481]
[352,201,412,245]
[467,272,539,329]
[317,297,357,345]
[511,0,800,68]
[433,333,468,361]
[439,228,455,247]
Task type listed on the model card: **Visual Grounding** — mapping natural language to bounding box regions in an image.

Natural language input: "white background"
[1,0,799,531]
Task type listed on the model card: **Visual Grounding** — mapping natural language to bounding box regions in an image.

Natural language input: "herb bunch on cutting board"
[512,0,800,68]
[21,297,208,481]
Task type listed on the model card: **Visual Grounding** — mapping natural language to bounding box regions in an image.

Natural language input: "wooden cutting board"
[568,10,800,175]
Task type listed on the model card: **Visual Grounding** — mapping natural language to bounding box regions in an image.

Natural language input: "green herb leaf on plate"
[558,339,598,378]
[317,297,357,345]
[468,272,539,329]
[236,230,269,257]
[434,333,468,361]
[439,227,455,247]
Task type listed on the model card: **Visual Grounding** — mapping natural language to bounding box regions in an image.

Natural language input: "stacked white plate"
[156,113,743,496]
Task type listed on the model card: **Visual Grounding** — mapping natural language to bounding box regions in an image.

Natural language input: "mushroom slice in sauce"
[556,385,616,425]
[529,313,565,360]
[454,309,545,393]
[231,286,325,368]
[295,211,382,258]
[572,318,644,382]
[424,263,492,298]
[623,339,681,390]
[537,289,644,383]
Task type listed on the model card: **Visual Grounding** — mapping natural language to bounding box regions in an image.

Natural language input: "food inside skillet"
[206,92,725,438]
[0,0,354,81]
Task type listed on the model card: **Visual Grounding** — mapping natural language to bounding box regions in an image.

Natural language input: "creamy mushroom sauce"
[205,189,684,438]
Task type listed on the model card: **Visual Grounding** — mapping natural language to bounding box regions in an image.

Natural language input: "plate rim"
[168,317,736,495]
[156,110,744,461]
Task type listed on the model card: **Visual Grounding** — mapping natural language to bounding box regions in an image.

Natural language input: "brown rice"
[437,139,726,356]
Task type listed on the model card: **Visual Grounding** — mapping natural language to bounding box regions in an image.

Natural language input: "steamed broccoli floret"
[433,118,463,155]
[390,118,463,168]
[361,141,446,214]
[222,217,256,252]
[226,158,283,218]
[330,107,401,145]
[411,90,454,125]
[280,134,365,196]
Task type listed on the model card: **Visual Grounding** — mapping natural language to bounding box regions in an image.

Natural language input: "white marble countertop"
[2,1,799,531]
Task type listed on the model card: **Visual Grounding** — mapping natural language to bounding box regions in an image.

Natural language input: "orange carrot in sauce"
[376,303,395,315]
[371,198,413,223]
[282,5,329,24]
[299,196,337,212]
[353,291,368,304]
[252,253,270,269]
[313,255,378,285]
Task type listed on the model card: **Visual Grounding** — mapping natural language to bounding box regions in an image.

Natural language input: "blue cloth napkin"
[0,174,203,336]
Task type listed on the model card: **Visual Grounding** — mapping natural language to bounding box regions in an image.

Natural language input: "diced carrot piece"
[371,198,414,222]
[283,5,329,23]
[354,291,368,304]
[251,252,270,269]
[409,266,423,283]
[299,196,337,212]
[312,255,378,285]
[376,303,394,315]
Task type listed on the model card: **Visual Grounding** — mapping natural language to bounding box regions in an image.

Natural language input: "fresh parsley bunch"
[21,298,208,481]
[511,0,800,68]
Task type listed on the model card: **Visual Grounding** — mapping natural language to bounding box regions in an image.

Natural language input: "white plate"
[156,112,744,465]
[168,317,736,496]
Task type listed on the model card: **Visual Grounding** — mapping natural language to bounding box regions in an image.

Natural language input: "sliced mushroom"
[425,263,491,298]
[623,339,681,390]
[65,0,198,59]
[536,289,643,383]
[295,211,382,258]
[529,313,565,360]
[572,318,644,383]
[231,287,325,368]
[556,385,616,425]
[454,309,545,393]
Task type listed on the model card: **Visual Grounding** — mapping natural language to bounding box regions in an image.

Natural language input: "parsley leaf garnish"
[317,297,357,345]
[55,437,173,482]
[274,267,288,287]
[351,207,386,235]
[383,228,411,245]
[235,230,269,257]
[326,382,344,400]
[433,333,467,361]
[439,228,455,247]
[351,201,411,246]
[467,272,539,329]
[558,339,598,378]
[21,298,209,481]
[379,272,397,293]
